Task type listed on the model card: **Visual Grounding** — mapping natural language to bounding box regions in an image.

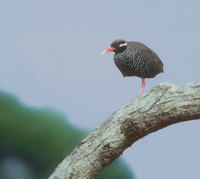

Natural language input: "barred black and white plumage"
[112,40,163,78]
[102,39,164,97]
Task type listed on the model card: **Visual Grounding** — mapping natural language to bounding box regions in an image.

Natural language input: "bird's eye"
[119,43,127,47]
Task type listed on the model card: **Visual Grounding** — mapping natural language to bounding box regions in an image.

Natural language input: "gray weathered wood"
[48,82,200,179]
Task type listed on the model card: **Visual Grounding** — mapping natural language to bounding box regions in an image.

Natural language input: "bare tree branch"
[48,82,200,179]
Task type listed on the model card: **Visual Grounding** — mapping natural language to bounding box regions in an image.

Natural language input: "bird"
[102,39,164,97]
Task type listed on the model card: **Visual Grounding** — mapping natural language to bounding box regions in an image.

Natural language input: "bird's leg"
[138,78,146,97]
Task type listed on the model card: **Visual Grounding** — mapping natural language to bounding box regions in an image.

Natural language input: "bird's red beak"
[101,46,115,55]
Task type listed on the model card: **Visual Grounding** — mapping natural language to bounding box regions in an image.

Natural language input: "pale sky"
[1,0,200,178]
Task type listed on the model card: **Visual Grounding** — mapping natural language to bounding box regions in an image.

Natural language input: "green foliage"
[0,91,134,179]
[96,159,134,179]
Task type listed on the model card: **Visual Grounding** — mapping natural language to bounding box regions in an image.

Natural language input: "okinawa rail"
[102,39,164,97]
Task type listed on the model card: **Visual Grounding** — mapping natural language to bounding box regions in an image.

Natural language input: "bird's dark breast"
[114,47,163,79]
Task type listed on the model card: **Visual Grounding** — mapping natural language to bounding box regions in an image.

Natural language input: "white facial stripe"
[119,42,127,47]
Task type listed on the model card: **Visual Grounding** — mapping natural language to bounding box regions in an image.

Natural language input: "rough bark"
[48,82,200,179]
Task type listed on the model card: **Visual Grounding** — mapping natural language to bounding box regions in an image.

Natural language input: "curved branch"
[48,82,200,179]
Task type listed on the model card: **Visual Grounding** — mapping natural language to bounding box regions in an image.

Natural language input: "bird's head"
[102,39,127,54]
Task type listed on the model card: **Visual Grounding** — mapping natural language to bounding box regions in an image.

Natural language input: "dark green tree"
[0,92,134,179]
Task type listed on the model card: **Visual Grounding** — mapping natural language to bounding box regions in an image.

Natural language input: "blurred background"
[0,0,200,178]
[0,92,133,178]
